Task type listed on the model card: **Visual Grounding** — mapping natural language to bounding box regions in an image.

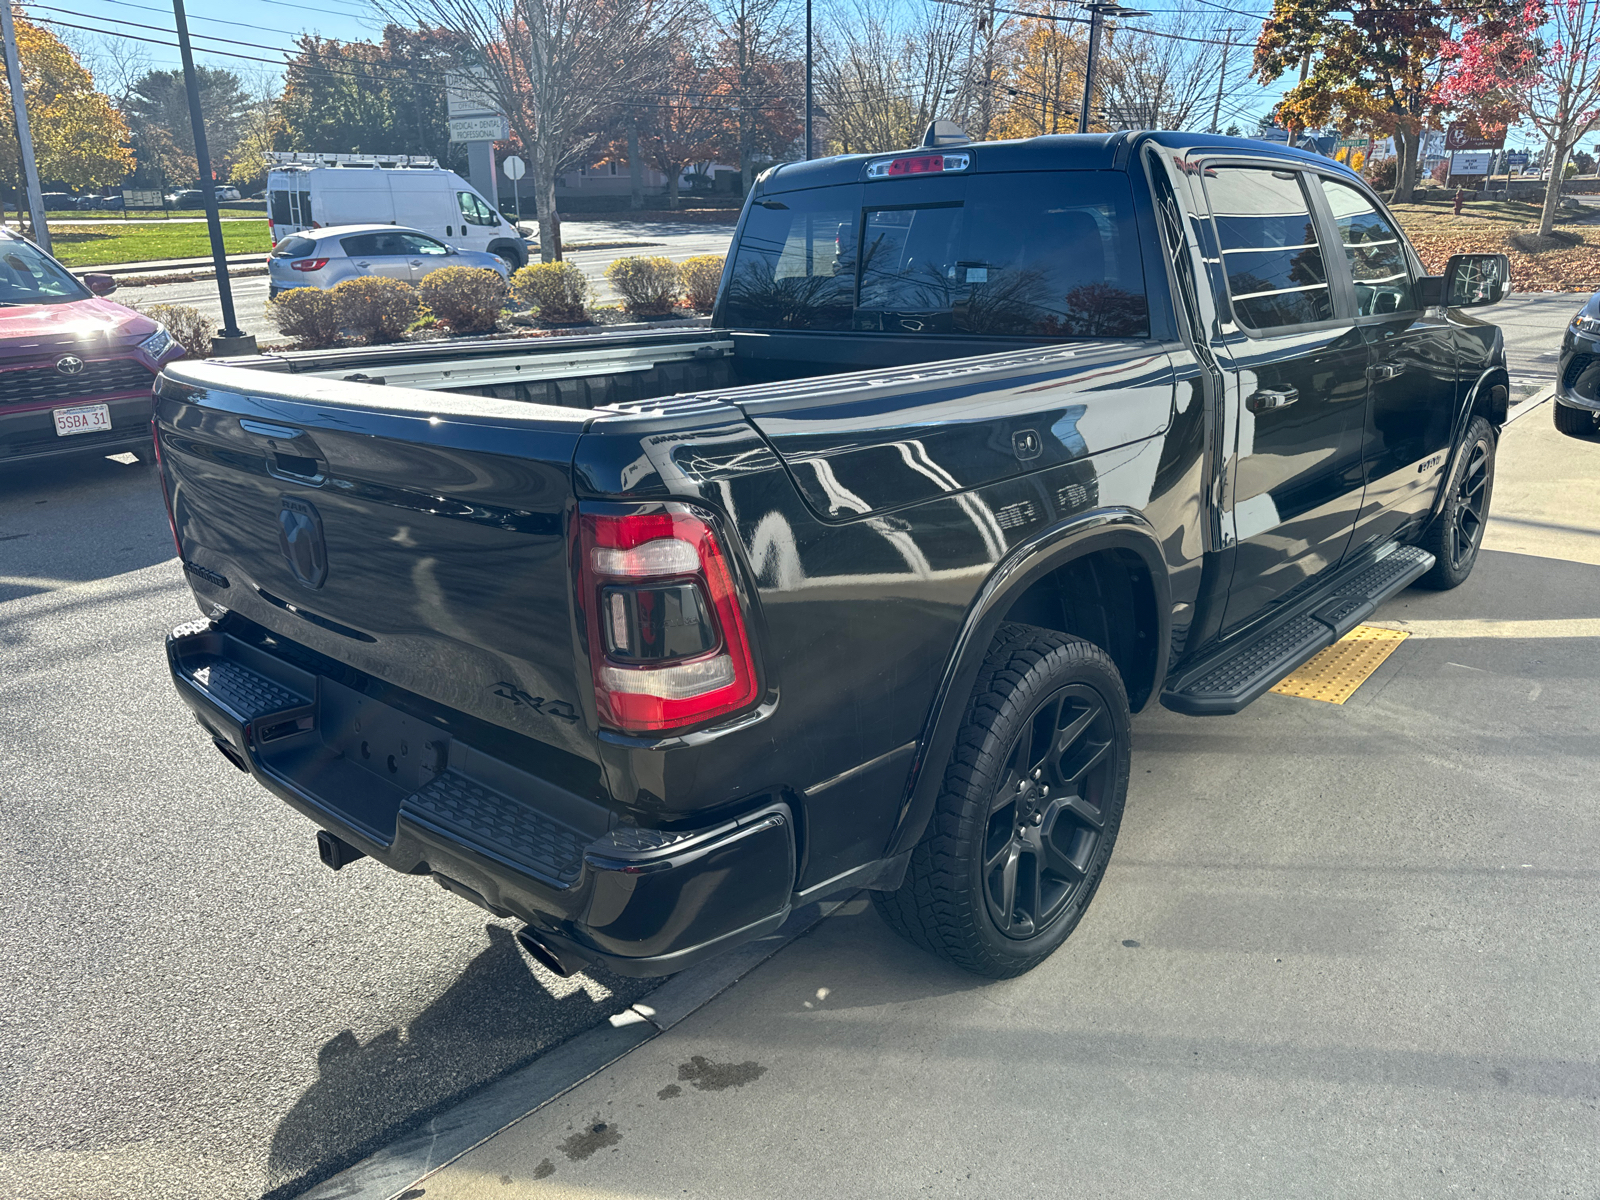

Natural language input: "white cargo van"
[265,153,527,270]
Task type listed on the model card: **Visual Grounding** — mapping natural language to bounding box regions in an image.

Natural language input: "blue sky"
[26,0,387,82]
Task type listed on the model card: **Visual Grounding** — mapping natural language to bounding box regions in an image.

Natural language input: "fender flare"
[487,237,527,269]
[1430,359,1509,522]
[882,507,1172,860]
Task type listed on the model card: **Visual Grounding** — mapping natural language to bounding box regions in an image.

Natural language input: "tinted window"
[272,235,317,258]
[724,189,860,330]
[270,190,291,224]
[724,171,1149,339]
[339,234,380,257]
[1319,177,1415,315]
[1206,167,1333,329]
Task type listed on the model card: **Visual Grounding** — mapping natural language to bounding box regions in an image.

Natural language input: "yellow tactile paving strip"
[1269,624,1411,705]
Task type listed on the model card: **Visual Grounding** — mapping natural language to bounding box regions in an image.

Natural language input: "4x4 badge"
[278,496,328,589]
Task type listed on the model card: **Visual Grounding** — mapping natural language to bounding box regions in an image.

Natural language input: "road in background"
[0,454,658,1200]
[120,219,735,343]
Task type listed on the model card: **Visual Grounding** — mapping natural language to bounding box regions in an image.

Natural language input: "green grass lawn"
[46,221,272,267]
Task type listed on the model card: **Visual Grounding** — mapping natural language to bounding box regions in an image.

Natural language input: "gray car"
[268,224,512,297]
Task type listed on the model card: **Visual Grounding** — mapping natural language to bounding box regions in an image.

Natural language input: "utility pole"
[173,0,254,355]
[0,2,49,252]
[1210,28,1238,134]
[1079,3,1150,135]
[800,0,812,160]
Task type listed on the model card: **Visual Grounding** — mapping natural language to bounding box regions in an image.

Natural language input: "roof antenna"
[922,120,970,148]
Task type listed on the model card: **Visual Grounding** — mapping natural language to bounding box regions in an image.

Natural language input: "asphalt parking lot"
[0,455,658,1200]
[416,401,1600,1199]
[1,296,1593,1200]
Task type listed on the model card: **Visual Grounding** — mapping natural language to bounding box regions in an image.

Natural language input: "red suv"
[0,229,186,466]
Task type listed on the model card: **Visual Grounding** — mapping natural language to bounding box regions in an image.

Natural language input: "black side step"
[1161,543,1433,716]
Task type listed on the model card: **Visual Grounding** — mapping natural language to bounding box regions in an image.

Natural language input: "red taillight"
[266,217,275,247]
[576,503,759,733]
[290,257,329,271]
[891,155,944,176]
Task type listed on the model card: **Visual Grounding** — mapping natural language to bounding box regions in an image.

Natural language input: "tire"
[1415,415,1496,590]
[495,249,522,274]
[873,624,1132,978]
[1554,401,1598,437]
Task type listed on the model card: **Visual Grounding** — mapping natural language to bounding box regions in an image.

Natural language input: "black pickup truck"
[155,131,1511,980]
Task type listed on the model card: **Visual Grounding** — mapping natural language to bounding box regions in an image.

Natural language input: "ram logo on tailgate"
[278,497,328,589]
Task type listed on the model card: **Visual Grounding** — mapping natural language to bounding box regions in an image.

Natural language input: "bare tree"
[1098,10,1251,132]
[385,0,689,260]
[64,31,152,110]
[816,0,969,153]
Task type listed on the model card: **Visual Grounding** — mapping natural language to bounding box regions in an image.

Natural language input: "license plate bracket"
[53,403,111,437]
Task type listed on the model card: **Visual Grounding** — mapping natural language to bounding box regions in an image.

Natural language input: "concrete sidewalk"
[76,253,270,276]
[407,400,1600,1199]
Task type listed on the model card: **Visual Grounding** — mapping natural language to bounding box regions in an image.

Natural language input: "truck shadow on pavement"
[261,923,655,1200]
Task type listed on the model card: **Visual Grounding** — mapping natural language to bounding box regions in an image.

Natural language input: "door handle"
[1367,363,1403,380]
[356,260,371,267]
[1246,387,1299,413]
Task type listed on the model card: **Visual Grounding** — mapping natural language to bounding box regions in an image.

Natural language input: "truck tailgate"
[155,361,595,760]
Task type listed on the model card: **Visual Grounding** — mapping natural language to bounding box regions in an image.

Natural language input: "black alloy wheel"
[874,625,1132,978]
[983,683,1115,939]
[1449,433,1492,572]
[1417,415,1496,591]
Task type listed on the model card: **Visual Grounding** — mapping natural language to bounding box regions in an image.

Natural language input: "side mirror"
[1443,253,1510,308]
[81,272,117,296]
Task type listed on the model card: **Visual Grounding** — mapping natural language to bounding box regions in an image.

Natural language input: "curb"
[297,894,855,1200]
[1505,382,1555,426]
[79,254,271,277]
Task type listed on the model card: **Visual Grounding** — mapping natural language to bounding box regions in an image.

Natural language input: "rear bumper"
[0,390,155,463]
[166,618,796,977]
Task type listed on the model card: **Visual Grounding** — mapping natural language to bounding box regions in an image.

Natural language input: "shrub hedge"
[266,287,340,348]
[418,266,509,335]
[511,261,590,322]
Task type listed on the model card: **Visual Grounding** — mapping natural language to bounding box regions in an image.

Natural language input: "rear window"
[723,171,1149,339]
[272,235,317,259]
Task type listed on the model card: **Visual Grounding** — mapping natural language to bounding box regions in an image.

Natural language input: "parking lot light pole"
[1078,3,1151,135]
[173,0,255,356]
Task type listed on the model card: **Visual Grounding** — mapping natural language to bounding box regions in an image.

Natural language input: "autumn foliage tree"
[992,11,1084,139]
[634,49,725,209]
[0,14,132,202]
[1440,0,1600,235]
[1255,0,1454,202]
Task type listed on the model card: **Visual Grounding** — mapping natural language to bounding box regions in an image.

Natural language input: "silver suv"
[268,224,512,297]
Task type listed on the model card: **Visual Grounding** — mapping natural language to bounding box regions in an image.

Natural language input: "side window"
[457,191,498,226]
[400,233,450,255]
[723,190,860,331]
[340,234,379,257]
[1205,166,1333,330]
[1318,177,1416,315]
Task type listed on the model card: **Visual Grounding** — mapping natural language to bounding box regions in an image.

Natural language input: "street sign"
[1445,123,1505,151]
[1451,150,1493,176]
[124,189,162,208]
[449,115,509,143]
[1506,151,1530,167]
[502,154,526,181]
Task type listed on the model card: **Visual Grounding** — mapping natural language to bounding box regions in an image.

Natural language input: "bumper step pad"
[1163,543,1432,715]
[402,771,588,888]
[186,657,308,722]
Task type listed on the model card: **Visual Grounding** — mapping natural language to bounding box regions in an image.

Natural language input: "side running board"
[1161,543,1433,716]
